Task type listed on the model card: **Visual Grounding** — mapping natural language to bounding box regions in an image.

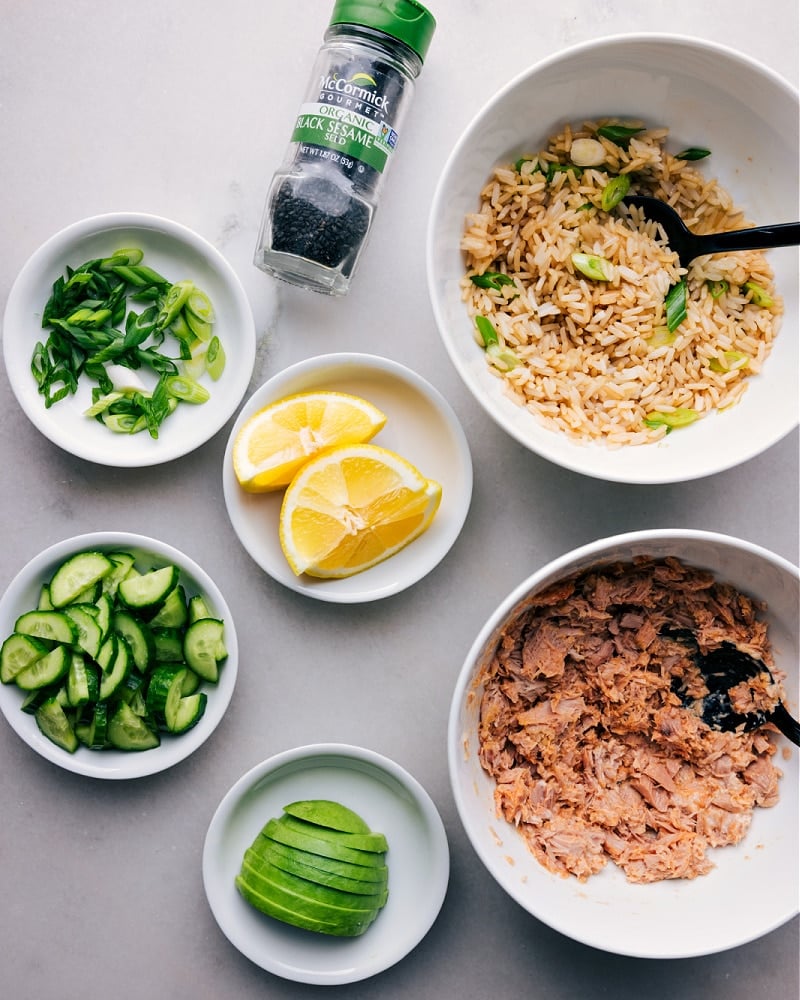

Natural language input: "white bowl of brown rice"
[448,528,799,957]
[427,35,799,483]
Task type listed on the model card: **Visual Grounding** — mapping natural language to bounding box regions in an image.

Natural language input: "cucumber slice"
[107,701,159,750]
[64,605,103,659]
[183,619,226,682]
[14,645,70,690]
[93,592,113,638]
[118,565,179,610]
[180,669,202,695]
[49,551,114,608]
[1,633,49,684]
[37,583,54,611]
[101,551,137,596]
[152,626,184,662]
[35,697,78,753]
[146,665,186,727]
[188,595,211,624]
[76,701,108,749]
[171,691,207,733]
[148,585,188,628]
[97,634,130,701]
[112,611,154,673]
[14,610,77,645]
[66,654,99,707]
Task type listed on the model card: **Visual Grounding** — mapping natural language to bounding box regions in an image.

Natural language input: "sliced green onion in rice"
[596,124,645,146]
[600,173,631,212]
[676,147,711,161]
[665,280,688,331]
[743,281,774,308]
[707,279,729,299]
[474,315,499,348]
[569,137,606,167]
[643,408,700,432]
[709,351,750,373]
[514,156,540,173]
[486,342,520,371]
[571,252,615,282]
[470,271,515,292]
[645,326,676,349]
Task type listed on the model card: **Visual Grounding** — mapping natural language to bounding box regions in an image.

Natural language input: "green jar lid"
[329,0,436,62]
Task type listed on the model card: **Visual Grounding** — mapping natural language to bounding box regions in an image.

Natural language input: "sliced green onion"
[100,248,144,269]
[600,173,631,212]
[570,137,606,167]
[486,342,520,371]
[665,280,687,332]
[707,279,729,299]
[596,124,645,146]
[643,408,700,432]
[157,280,193,330]
[546,163,582,183]
[185,287,216,324]
[571,252,615,282]
[514,156,539,173]
[709,351,750,373]
[743,281,774,308]
[676,147,711,161]
[205,336,226,381]
[474,315,499,348]
[645,326,677,348]
[165,375,210,404]
[470,271,515,292]
[184,310,213,342]
[83,391,126,417]
[102,412,148,434]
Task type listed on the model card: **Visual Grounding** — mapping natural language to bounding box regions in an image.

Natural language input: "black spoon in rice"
[622,195,800,268]
[662,626,800,745]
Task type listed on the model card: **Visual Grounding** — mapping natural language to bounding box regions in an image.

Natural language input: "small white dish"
[222,353,473,603]
[3,212,256,467]
[0,532,238,779]
[202,743,450,985]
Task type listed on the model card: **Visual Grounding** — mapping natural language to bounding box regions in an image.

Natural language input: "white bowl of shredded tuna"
[448,529,799,958]
[427,35,799,484]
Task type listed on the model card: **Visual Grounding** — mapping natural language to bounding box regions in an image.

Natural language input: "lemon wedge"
[279,444,442,578]
[233,391,387,493]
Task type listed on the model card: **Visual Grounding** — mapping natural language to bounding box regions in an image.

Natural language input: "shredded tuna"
[477,557,785,883]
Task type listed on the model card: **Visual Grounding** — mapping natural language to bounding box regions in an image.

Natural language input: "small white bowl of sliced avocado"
[0,531,238,779]
[202,743,450,985]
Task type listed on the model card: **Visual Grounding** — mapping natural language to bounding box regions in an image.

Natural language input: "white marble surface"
[1,2,798,998]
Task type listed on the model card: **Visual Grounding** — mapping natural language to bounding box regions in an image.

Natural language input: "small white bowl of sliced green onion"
[0,531,238,778]
[3,212,256,467]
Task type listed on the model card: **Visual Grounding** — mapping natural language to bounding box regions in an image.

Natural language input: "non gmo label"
[291,102,397,173]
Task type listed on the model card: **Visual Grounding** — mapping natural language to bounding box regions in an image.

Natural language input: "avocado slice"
[245,845,388,897]
[283,799,371,834]
[235,876,376,937]
[238,860,384,927]
[256,836,388,885]
[277,814,388,853]
[261,818,385,868]
[240,857,387,913]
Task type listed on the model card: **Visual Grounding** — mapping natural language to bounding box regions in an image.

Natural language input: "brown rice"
[460,121,783,446]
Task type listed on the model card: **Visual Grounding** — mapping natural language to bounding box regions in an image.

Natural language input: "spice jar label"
[291,97,397,174]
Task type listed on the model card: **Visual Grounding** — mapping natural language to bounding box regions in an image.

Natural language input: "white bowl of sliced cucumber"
[0,531,238,778]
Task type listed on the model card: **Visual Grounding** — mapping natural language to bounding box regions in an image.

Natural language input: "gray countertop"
[1,2,797,998]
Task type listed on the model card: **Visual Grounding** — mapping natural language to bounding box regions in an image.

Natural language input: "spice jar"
[253,0,436,296]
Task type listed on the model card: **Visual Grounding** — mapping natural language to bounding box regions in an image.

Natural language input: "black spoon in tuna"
[663,627,800,745]
[623,195,800,268]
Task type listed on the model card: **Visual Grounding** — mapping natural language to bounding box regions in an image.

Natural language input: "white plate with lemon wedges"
[202,743,450,985]
[4,213,256,467]
[222,353,473,603]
